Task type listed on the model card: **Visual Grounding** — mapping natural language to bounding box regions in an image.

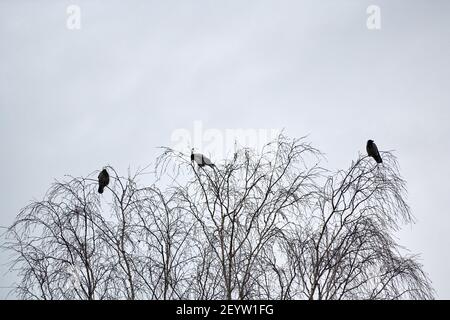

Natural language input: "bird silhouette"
[366,140,383,164]
[191,148,215,168]
[98,168,110,194]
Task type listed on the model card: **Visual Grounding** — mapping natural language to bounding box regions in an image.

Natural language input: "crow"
[98,168,110,194]
[366,140,383,164]
[191,148,215,168]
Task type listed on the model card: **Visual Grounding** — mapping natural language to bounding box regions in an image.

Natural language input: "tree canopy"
[3,135,434,300]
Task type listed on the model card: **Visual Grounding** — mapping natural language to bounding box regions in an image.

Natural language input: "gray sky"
[1,0,449,298]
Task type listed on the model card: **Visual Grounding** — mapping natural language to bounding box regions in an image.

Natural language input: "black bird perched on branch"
[191,148,215,168]
[366,140,383,164]
[98,168,110,194]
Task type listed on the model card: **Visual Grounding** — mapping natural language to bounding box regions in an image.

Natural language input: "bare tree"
[157,135,322,299]
[4,168,194,299]
[3,135,434,300]
[260,154,434,300]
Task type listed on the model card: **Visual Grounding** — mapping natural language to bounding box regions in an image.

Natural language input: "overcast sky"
[1,0,449,298]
